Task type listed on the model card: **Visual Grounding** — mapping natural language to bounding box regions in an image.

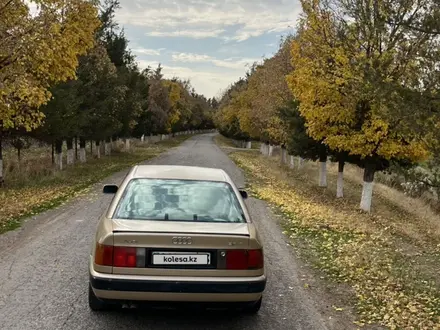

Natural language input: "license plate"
[152,252,211,265]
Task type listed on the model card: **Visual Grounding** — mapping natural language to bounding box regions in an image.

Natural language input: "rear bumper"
[90,275,266,294]
[90,265,266,303]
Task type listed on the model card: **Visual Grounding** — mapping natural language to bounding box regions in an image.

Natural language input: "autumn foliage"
[0,0,215,184]
[215,0,440,212]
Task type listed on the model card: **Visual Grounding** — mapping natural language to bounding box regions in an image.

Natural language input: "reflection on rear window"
[113,179,246,223]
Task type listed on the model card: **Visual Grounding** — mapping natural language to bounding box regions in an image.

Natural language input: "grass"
[214,135,261,150]
[215,136,440,329]
[0,135,192,234]
[214,135,236,148]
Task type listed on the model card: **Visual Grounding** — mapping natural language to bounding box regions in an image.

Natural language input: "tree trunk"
[337,160,345,198]
[75,136,78,160]
[105,138,111,156]
[90,140,93,155]
[0,130,3,187]
[281,147,287,165]
[66,139,74,165]
[125,138,130,151]
[268,144,274,157]
[79,138,86,163]
[55,140,63,170]
[95,140,101,159]
[360,163,376,212]
[319,154,327,187]
[51,142,55,165]
[289,155,295,169]
[297,157,304,169]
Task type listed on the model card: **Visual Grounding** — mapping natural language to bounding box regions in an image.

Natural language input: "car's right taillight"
[226,249,264,270]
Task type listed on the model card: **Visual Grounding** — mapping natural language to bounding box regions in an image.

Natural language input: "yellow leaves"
[230,150,440,329]
[0,0,100,130]
[287,2,432,163]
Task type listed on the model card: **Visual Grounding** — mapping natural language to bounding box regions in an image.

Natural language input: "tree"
[76,44,124,156]
[287,0,438,211]
[0,0,100,130]
[0,0,100,181]
[35,79,82,168]
[279,100,329,187]
[147,65,171,134]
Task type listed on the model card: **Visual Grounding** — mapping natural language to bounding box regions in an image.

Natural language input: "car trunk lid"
[109,219,257,276]
[112,219,250,236]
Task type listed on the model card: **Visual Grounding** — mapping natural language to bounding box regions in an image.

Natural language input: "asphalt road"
[0,134,331,330]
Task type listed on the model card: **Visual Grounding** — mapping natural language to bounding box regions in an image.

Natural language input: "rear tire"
[88,283,110,311]
[244,297,262,314]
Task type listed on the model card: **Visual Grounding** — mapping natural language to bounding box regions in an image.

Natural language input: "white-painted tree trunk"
[337,171,344,198]
[105,142,111,156]
[360,181,374,212]
[319,161,327,187]
[125,138,130,151]
[141,134,145,142]
[298,157,304,169]
[57,153,63,170]
[67,149,74,165]
[0,159,3,182]
[280,148,286,164]
[79,148,86,163]
[246,141,252,149]
[268,145,274,157]
[289,156,295,169]
[96,142,101,159]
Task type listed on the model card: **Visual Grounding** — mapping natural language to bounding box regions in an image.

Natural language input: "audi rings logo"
[172,236,193,245]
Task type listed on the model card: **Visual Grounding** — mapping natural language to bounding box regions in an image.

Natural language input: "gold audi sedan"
[89,165,266,313]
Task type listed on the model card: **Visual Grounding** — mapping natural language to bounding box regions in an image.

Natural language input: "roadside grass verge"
[224,148,440,329]
[0,135,191,234]
[214,135,261,150]
[214,135,236,148]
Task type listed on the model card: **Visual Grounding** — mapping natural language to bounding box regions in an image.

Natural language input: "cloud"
[172,53,212,63]
[171,52,261,70]
[137,60,240,98]
[146,29,226,39]
[117,0,301,41]
[132,48,162,56]
[117,1,300,98]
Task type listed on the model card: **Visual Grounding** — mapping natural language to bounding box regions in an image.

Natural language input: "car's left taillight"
[95,243,145,268]
[95,243,113,266]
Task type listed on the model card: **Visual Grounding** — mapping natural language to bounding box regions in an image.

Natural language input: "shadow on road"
[89,307,264,329]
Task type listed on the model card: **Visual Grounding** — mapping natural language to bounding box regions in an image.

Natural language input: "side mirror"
[103,184,118,194]
[239,190,248,199]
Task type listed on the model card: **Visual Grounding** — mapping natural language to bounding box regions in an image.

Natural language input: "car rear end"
[89,167,266,311]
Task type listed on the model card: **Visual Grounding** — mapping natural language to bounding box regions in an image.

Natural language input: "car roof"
[130,165,229,182]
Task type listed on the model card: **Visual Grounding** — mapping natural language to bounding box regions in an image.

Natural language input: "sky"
[116,0,302,99]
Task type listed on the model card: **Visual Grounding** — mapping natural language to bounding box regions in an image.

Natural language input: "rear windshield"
[113,179,246,223]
